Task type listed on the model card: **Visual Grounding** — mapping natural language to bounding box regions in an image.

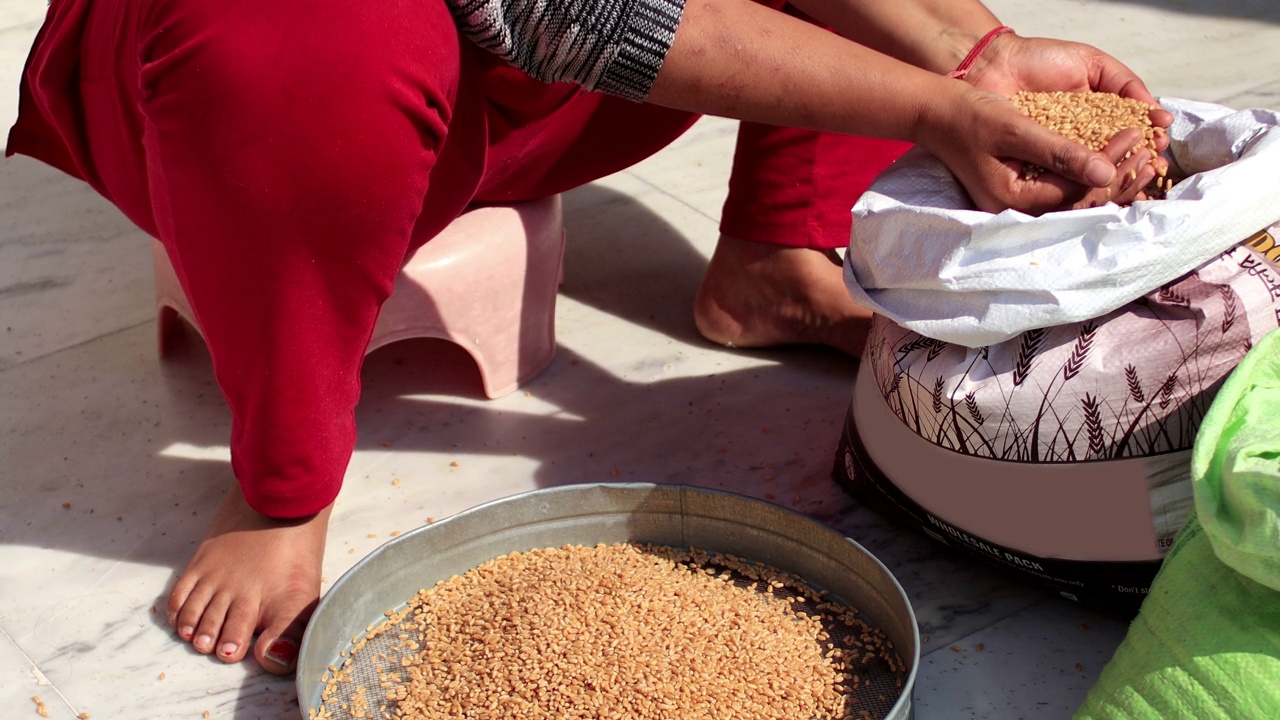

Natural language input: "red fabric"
[720,1,910,248]
[723,124,910,249]
[9,0,906,517]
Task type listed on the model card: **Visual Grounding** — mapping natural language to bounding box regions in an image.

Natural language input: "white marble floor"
[2,1,1278,719]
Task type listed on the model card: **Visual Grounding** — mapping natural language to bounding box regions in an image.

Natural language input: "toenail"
[219,642,238,657]
[167,611,178,626]
[179,626,194,640]
[264,638,298,668]
[195,634,213,651]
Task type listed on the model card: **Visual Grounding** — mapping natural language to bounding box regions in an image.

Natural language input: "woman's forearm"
[446,0,1001,106]
[648,0,1147,214]
[785,0,1003,73]
[646,0,967,141]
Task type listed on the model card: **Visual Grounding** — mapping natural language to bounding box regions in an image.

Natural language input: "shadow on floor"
[0,178,865,719]
[1097,0,1280,23]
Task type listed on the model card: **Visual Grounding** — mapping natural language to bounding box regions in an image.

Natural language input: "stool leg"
[367,195,565,398]
[152,197,565,397]
[152,238,205,356]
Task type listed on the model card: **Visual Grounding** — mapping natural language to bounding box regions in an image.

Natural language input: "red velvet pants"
[9,0,909,517]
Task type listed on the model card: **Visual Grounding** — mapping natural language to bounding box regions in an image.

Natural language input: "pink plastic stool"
[152,195,566,398]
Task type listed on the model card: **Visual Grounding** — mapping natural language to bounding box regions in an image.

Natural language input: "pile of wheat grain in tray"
[309,543,909,720]
[1011,90,1175,197]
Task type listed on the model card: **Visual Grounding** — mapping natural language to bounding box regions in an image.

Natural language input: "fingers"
[1062,129,1161,209]
[1114,131,1165,202]
[1019,120,1116,191]
[946,38,1173,212]
[927,86,1169,214]
[1088,51,1158,105]
[1150,108,1174,152]
[995,127,1167,214]
[1089,56,1173,151]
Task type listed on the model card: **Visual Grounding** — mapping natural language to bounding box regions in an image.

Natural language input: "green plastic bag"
[1075,330,1280,720]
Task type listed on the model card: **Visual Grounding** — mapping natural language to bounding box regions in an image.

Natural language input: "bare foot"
[694,235,872,357]
[166,482,331,674]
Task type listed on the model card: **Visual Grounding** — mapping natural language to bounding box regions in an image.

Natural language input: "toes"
[257,635,300,675]
[253,598,318,675]
[167,573,198,631]
[173,580,215,644]
[213,597,259,664]
[169,576,290,666]
[192,592,233,655]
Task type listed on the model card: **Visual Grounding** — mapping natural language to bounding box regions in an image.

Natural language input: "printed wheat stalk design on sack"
[964,343,1017,456]
[927,339,948,361]
[1114,278,1230,455]
[884,339,920,425]
[934,345,1000,458]
[1145,371,1181,452]
[964,392,984,425]
[1112,364,1193,457]
[1220,284,1239,334]
[1061,321,1097,382]
[1158,372,1177,410]
[936,382,997,458]
[1120,362,1161,454]
[1125,364,1145,404]
[1012,328,1049,387]
[1024,325,1088,461]
[885,334,998,457]
[895,336,935,363]
[867,333,890,372]
[1157,286,1189,306]
[1082,394,1107,458]
[884,370,908,425]
[885,368,903,400]
[888,334,945,437]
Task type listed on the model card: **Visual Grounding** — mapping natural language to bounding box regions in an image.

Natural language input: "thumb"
[1022,124,1117,188]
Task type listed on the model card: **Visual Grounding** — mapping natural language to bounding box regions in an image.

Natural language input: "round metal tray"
[297,482,919,719]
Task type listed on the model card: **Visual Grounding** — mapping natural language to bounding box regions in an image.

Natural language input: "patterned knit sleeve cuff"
[592,0,685,102]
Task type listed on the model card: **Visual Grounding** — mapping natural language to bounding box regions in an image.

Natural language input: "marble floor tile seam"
[0,318,155,375]
[1222,81,1280,108]
[0,621,80,718]
[1235,76,1280,93]
[919,596,1047,651]
[1,17,42,36]
[919,617,1012,662]
[916,594,1126,662]
[616,167,726,225]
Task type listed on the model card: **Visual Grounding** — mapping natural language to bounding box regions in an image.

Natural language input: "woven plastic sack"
[833,221,1280,612]
[844,99,1280,347]
[1075,329,1280,719]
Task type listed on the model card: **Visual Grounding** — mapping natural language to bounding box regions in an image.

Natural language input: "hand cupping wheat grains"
[310,543,908,720]
[1010,90,1177,198]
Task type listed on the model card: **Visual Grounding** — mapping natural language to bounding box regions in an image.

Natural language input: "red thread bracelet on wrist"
[947,25,1014,79]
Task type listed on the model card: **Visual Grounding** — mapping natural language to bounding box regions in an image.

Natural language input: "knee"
[137,0,464,138]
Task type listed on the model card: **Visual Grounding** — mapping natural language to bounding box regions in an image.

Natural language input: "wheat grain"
[316,543,905,720]
[1010,91,1175,198]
